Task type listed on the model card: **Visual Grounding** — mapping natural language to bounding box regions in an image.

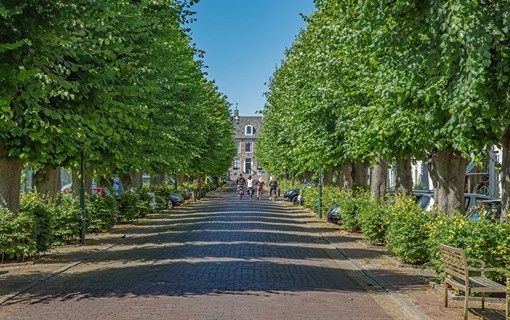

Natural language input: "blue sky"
[189,0,316,116]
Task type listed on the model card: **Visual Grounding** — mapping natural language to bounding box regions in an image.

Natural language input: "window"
[233,158,240,170]
[245,125,253,135]
[245,140,253,153]
[235,140,240,153]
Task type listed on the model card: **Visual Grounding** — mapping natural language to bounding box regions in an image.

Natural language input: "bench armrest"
[467,258,486,268]
[466,258,486,275]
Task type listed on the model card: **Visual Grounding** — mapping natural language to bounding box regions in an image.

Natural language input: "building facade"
[228,109,264,177]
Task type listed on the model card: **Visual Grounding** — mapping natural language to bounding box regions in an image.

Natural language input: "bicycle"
[237,185,244,200]
[270,188,276,202]
[478,185,489,196]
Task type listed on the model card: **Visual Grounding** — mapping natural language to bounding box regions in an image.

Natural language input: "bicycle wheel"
[478,186,489,195]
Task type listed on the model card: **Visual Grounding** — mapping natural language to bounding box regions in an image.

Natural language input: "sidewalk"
[0,223,137,304]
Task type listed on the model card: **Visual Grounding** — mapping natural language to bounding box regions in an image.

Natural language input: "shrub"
[87,194,117,233]
[0,207,36,261]
[301,187,319,212]
[52,193,81,245]
[427,213,510,282]
[115,189,151,223]
[336,191,365,232]
[385,196,431,264]
[322,186,344,215]
[19,193,54,253]
[358,196,389,245]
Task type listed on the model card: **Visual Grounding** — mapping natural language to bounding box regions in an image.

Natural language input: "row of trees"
[257,0,510,219]
[0,0,237,214]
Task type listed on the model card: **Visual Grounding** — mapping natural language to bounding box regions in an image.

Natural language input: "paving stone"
[1,185,504,319]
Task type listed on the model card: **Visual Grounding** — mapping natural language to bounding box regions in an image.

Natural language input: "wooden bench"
[439,243,509,320]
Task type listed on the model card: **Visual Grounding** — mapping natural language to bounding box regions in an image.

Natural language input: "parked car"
[91,187,111,198]
[465,198,501,221]
[168,193,184,209]
[283,188,300,205]
[386,190,433,207]
[182,186,193,200]
[415,192,501,220]
[327,204,342,223]
[284,181,316,206]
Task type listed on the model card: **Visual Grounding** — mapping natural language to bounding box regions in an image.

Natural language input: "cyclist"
[246,175,255,199]
[269,176,278,200]
[256,176,264,200]
[236,174,246,198]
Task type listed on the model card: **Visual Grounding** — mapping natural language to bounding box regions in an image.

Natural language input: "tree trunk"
[132,171,143,188]
[395,157,413,195]
[352,160,369,186]
[33,167,61,195]
[370,157,388,200]
[431,147,469,216]
[501,126,510,222]
[336,163,353,190]
[428,152,439,200]
[120,174,132,190]
[0,143,24,214]
[72,169,93,197]
[177,172,186,184]
[98,176,112,188]
[85,174,92,193]
[302,171,314,182]
[151,175,164,185]
[323,170,334,185]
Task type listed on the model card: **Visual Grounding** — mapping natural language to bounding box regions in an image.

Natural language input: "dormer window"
[245,125,253,135]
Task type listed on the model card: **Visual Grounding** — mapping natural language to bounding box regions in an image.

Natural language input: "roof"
[233,116,263,139]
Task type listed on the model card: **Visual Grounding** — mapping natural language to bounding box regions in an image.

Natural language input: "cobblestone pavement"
[0,187,397,320]
[0,186,506,319]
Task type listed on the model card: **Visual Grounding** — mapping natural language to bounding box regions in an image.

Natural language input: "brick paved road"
[0,187,397,320]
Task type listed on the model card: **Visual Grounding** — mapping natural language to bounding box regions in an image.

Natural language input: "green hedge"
[316,187,510,283]
[427,214,510,282]
[357,196,388,245]
[52,193,80,245]
[115,189,152,223]
[0,188,154,262]
[19,192,54,253]
[385,196,432,265]
[0,207,36,261]
[87,194,117,233]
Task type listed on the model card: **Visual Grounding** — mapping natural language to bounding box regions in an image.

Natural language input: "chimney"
[233,108,239,120]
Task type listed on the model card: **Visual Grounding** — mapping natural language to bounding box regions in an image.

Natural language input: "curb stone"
[317,232,431,320]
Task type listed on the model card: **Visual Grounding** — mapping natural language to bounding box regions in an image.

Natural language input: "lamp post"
[79,150,86,244]
[282,163,287,193]
[318,165,323,220]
